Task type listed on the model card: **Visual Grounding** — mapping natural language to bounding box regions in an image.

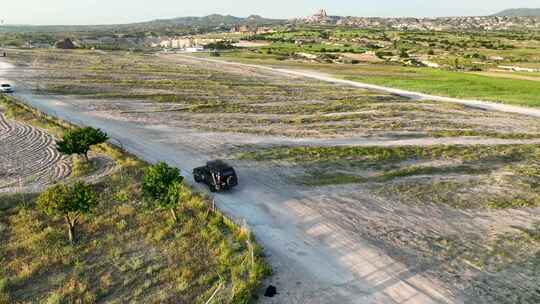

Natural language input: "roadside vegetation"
[57,127,109,161]
[0,98,270,303]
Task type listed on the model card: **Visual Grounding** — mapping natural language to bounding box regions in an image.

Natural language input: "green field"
[205,25,540,107]
[212,51,540,107]
[344,67,540,107]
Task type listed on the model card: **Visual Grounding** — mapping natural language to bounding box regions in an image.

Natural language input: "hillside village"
[297,9,540,30]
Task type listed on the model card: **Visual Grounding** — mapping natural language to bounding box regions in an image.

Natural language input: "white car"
[0,83,14,93]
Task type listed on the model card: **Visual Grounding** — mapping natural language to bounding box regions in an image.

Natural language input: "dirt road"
[0,59,465,303]
[177,55,540,118]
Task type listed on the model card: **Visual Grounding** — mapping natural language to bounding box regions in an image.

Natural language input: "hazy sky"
[0,0,538,25]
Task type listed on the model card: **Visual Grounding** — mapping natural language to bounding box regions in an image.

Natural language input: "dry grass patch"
[241,144,540,209]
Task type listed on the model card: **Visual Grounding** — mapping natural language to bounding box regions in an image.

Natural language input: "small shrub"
[37,182,98,243]
[57,127,109,161]
[72,156,95,177]
[142,162,185,221]
[487,198,540,210]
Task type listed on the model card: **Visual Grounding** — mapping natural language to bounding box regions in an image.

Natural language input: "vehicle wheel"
[210,185,217,192]
[194,175,201,183]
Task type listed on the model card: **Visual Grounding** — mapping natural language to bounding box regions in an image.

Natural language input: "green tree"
[37,182,97,243]
[142,162,184,221]
[56,127,109,161]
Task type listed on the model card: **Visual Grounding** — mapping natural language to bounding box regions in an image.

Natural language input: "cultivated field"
[0,106,71,192]
[2,49,540,303]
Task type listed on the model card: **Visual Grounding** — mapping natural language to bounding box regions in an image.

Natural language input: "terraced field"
[0,110,71,192]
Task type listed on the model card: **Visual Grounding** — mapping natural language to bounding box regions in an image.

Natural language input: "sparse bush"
[375,51,393,59]
[204,41,235,50]
[72,156,96,177]
[0,277,10,302]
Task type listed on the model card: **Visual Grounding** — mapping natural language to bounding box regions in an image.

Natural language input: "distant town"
[3,9,540,51]
[299,9,540,31]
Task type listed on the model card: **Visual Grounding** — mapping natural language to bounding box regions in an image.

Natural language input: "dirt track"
[2,57,539,303]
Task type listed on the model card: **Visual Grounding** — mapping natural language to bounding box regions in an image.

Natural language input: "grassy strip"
[1,96,68,137]
[0,95,270,303]
[296,165,489,187]
[378,165,490,181]
[215,51,540,107]
[381,179,540,210]
[430,129,540,140]
[239,144,540,165]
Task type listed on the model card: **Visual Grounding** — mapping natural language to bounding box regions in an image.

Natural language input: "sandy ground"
[1,57,539,303]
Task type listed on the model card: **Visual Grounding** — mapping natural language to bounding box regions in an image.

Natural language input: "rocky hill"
[0,14,286,33]
[139,14,286,28]
[292,9,540,31]
[493,8,540,17]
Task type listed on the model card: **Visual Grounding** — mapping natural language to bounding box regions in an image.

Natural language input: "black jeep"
[193,160,238,192]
